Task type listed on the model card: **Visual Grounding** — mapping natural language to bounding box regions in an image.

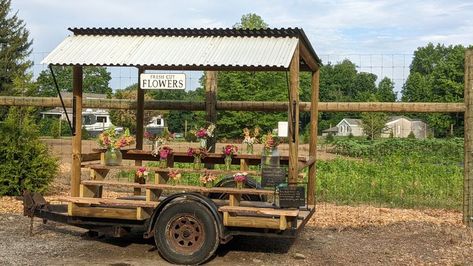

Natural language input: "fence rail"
[0,96,465,113]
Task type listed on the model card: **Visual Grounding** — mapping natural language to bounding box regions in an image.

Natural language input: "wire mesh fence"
[28,51,463,212]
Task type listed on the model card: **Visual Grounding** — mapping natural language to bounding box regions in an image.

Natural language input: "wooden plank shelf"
[81,180,274,196]
[85,164,260,176]
[90,149,309,166]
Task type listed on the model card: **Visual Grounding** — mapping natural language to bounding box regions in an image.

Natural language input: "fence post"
[464,49,473,227]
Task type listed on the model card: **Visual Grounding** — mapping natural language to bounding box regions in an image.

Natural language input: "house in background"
[322,116,429,139]
[335,118,364,137]
[382,116,428,139]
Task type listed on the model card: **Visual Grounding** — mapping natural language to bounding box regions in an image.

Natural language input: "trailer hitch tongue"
[23,191,49,236]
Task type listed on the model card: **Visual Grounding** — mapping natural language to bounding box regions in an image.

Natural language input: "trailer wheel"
[154,200,219,265]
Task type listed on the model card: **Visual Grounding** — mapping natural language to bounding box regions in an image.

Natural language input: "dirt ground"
[1,139,471,265]
[1,196,473,265]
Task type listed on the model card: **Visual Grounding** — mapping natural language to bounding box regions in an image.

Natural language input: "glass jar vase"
[104,147,122,166]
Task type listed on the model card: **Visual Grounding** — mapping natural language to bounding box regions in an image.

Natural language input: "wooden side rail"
[218,206,299,217]
[55,196,158,208]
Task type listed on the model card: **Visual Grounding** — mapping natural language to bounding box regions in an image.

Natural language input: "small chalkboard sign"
[261,167,286,187]
[278,186,305,208]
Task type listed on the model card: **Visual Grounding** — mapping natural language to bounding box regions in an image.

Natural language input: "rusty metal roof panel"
[42,34,300,69]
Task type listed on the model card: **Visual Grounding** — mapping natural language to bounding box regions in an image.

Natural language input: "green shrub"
[0,108,58,196]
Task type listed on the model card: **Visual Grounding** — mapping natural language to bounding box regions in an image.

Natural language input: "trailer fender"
[143,192,225,241]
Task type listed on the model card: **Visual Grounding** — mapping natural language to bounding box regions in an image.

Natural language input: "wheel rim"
[166,214,205,255]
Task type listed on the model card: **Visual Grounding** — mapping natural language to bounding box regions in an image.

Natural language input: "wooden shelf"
[93,149,309,166]
[85,163,259,175]
[81,179,274,196]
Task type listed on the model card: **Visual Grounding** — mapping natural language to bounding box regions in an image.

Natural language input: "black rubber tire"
[208,176,266,201]
[154,200,219,265]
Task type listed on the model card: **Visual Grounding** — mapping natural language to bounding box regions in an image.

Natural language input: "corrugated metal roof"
[42,34,299,69]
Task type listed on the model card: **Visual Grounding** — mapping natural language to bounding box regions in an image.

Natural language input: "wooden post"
[307,69,319,206]
[464,49,473,227]
[288,43,300,185]
[71,66,83,197]
[135,68,145,195]
[205,71,217,168]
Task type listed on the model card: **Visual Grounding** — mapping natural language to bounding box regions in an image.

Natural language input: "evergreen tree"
[0,0,32,94]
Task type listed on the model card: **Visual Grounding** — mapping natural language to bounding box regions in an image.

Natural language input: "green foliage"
[360,112,388,140]
[35,66,112,96]
[407,131,416,139]
[39,118,72,137]
[332,138,463,164]
[319,137,464,209]
[0,108,58,195]
[318,59,396,134]
[233,13,268,29]
[0,0,32,95]
[377,77,397,102]
[401,43,468,137]
[317,156,462,209]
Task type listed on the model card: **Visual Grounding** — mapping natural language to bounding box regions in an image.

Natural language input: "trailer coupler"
[23,191,49,236]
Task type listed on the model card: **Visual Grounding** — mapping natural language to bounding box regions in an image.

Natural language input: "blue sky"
[10,0,473,91]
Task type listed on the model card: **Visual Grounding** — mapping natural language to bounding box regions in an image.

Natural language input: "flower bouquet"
[145,128,174,156]
[168,169,182,186]
[194,123,215,148]
[187,147,208,170]
[134,167,148,184]
[98,127,135,166]
[242,127,259,154]
[261,132,279,166]
[199,171,218,188]
[157,146,173,168]
[222,144,238,170]
[233,172,248,189]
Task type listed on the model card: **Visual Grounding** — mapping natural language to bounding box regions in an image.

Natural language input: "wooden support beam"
[464,49,473,227]
[135,68,145,196]
[135,68,145,162]
[205,71,218,164]
[299,42,319,72]
[308,70,319,206]
[288,43,300,185]
[71,66,83,197]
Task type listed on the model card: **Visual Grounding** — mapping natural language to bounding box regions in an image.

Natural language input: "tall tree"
[35,66,112,96]
[0,0,32,94]
[377,77,396,102]
[233,13,268,29]
[216,14,287,138]
[401,43,467,137]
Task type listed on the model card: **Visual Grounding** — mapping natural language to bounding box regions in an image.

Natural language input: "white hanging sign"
[140,73,186,90]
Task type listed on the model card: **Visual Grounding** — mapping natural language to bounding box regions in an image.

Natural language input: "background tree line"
[0,3,471,139]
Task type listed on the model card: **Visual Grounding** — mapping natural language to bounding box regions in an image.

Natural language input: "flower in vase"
[223,144,238,156]
[233,172,248,183]
[187,147,208,158]
[135,166,148,184]
[199,171,218,187]
[168,169,182,184]
[261,131,279,155]
[98,127,135,150]
[194,123,215,139]
[158,146,173,160]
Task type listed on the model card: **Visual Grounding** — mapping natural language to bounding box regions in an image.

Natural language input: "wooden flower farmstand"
[23,27,321,265]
